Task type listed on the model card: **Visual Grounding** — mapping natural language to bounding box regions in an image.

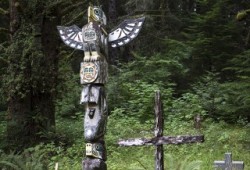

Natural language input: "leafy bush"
[170,92,206,122]
[192,72,227,121]
[108,80,173,122]
[192,70,250,123]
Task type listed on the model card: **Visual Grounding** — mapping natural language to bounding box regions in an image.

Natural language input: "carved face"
[88,5,107,25]
[80,62,99,83]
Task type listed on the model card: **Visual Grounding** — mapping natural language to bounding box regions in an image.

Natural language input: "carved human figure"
[80,85,107,142]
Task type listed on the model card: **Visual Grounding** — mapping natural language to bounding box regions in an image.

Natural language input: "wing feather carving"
[57,25,84,51]
[108,17,145,48]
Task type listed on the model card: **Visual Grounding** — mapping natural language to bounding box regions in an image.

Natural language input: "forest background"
[0,0,250,169]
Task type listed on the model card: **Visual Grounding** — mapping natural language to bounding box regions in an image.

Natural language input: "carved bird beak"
[88,5,97,23]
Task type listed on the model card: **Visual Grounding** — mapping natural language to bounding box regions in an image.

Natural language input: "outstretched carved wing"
[108,17,145,48]
[57,25,84,50]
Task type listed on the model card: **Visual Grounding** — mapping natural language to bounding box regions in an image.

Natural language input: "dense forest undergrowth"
[0,62,250,169]
[0,109,250,169]
[0,0,250,169]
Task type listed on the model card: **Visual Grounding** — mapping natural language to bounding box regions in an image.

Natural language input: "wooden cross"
[214,153,244,170]
[118,91,204,170]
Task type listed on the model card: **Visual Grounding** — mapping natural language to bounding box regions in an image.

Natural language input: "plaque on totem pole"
[80,60,108,85]
[80,62,99,83]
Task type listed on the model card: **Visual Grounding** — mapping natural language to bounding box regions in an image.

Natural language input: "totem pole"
[57,4,145,170]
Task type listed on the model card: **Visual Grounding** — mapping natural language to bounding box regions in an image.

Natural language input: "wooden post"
[194,114,202,129]
[154,91,164,170]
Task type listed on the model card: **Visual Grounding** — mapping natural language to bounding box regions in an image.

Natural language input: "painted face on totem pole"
[88,5,107,25]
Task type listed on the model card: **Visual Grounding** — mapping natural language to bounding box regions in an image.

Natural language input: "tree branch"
[0,7,9,15]
[0,27,9,34]
[236,9,250,21]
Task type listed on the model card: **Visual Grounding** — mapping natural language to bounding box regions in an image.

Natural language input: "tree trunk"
[7,0,31,148]
[7,0,59,148]
[9,0,19,41]
[108,0,119,65]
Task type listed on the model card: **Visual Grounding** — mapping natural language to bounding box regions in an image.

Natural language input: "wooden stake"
[154,91,164,170]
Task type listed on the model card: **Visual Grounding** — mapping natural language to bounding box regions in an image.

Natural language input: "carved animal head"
[88,4,107,25]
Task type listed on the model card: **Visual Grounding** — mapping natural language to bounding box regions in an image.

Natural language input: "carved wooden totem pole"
[57,4,145,170]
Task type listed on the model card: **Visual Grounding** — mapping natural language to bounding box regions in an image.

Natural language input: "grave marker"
[214,153,244,170]
[118,91,204,170]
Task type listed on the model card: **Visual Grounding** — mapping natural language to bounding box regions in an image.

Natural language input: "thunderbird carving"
[57,4,145,61]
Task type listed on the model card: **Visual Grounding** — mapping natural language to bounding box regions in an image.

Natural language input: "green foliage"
[165,154,203,170]
[117,52,181,83]
[0,0,250,169]
[55,52,83,118]
[3,0,65,147]
[191,50,250,122]
[192,72,223,120]
[108,58,175,120]
[108,80,172,122]
[217,50,250,122]
[0,150,47,170]
[107,116,250,170]
[217,81,250,123]
[170,93,206,121]
[108,50,189,116]
[1,108,250,169]
[187,0,245,78]
[55,73,82,118]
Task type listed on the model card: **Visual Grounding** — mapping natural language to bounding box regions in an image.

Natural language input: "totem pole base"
[83,158,107,170]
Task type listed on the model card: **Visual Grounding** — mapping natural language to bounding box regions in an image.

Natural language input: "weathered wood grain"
[83,158,107,170]
[118,91,205,170]
[154,91,164,170]
[154,91,163,138]
[118,135,205,146]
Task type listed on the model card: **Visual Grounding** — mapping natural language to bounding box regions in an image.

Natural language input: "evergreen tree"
[187,0,250,122]
[220,50,250,122]
[6,0,61,148]
[0,0,9,110]
[187,0,246,80]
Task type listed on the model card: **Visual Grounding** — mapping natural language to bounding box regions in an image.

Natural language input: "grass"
[0,112,249,170]
[105,116,250,170]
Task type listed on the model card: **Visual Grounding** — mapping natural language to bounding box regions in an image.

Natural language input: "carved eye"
[94,9,100,15]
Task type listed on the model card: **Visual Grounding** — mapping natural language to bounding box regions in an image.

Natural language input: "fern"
[0,160,19,169]
[0,150,47,170]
